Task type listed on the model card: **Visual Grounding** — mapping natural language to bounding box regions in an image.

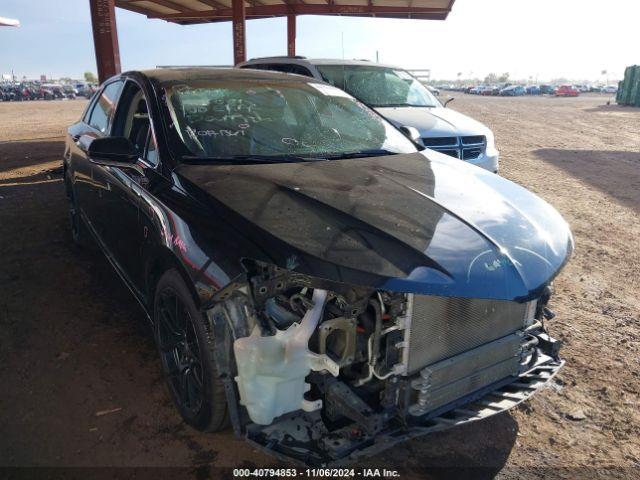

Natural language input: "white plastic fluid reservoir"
[233,289,339,425]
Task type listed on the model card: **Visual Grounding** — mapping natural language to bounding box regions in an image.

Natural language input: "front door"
[97,80,155,294]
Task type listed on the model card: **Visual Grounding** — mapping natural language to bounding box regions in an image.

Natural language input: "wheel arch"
[144,245,201,316]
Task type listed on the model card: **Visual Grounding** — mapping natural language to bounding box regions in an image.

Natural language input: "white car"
[601,85,618,94]
[239,57,500,173]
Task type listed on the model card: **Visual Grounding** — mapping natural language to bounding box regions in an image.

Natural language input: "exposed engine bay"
[206,262,564,466]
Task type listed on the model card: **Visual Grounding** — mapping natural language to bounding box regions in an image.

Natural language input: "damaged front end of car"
[204,260,564,466]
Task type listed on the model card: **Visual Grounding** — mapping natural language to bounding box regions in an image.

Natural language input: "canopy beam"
[232,0,246,65]
[89,0,121,83]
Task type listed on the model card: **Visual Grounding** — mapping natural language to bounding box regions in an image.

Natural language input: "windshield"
[162,79,418,161]
[316,65,440,108]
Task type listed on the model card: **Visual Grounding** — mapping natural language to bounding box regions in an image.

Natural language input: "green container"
[633,78,640,107]
[628,66,639,105]
[617,65,640,106]
[616,81,623,103]
[624,66,635,105]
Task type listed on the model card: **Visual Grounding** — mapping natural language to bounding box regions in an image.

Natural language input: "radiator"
[405,295,531,375]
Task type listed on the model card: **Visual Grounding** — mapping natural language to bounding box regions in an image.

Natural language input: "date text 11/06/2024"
[232,468,401,478]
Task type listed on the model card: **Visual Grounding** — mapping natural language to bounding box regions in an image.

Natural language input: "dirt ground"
[0,95,639,479]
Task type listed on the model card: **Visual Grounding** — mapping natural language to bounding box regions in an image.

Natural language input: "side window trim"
[143,128,159,167]
[86,79,125,136]
[116,77,161,169]
[81,91,99,124]
[83,87,103,125]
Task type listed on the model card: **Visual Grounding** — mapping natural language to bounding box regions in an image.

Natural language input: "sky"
[0,0,638,82]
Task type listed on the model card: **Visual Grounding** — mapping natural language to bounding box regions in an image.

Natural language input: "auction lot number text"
[233,468,400,478]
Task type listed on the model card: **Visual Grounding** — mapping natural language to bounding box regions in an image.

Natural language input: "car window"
[145,132,159,166]
[287,65,313,77]
[162,78,417,161]
[266,64,291,74]
[317,65,440,108]
[112,81,152,158]
[246,63,313,78]
[88,80,124,134]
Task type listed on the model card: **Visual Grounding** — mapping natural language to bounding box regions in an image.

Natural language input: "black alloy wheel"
[153,270,229,431]
[156,287,205,417]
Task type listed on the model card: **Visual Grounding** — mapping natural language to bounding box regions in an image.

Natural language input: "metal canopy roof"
[115,0,455,24]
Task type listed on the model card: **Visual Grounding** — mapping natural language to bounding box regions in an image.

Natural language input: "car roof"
[133,67,315,84]
[243,56,403,70]
[308,58,401,69]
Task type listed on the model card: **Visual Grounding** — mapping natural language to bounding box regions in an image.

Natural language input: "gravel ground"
[0,94,638,479]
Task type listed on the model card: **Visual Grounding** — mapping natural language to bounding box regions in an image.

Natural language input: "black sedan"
[64,68,573,465]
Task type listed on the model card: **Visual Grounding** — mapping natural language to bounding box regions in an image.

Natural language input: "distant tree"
[484,72,499,84]
[84,71,97,83]
[498,72,510,83]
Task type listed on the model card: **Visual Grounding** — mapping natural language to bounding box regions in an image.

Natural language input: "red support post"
[287,14,296,57]
[232,0,246,65]
[89,0,121,83]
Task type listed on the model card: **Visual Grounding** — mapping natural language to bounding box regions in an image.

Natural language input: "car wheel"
[153,269,229,432]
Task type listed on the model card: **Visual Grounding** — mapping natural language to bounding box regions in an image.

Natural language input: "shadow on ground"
[584,104,640,113]
[534,148,640,214]
[0,139,65,173]
[373,413,518,479]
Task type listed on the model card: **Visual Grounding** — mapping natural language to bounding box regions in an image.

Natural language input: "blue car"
[526,85,541,95]
[500,85,526,96]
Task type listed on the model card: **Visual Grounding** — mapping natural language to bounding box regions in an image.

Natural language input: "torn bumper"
[343,358,564,463]
[245,352,563,466]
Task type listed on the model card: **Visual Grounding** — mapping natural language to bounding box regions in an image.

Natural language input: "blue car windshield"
[163,79,418,161]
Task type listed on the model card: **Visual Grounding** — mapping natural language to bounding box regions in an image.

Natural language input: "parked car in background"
[555,85,579,97]
[83,84,99,98]
[601,85,618,94]
[500,85,525,96]
[540,84,556,95]
[64,67,572,466]
[426,85,440,96]
[62,85,78,99]
[39,86,55,100]
[526,85,541,95]
[238,57,500,172]
[0,85,18,101]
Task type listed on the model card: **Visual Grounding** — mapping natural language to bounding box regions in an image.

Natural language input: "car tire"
[153,269,229,432]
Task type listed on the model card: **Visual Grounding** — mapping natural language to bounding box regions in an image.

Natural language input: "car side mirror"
[80,135,143,174]
[444,97,455,108]
[398,126,422,144]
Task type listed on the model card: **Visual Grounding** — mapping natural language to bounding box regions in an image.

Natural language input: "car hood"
[375,106,490,138]
[176,152,573,301]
